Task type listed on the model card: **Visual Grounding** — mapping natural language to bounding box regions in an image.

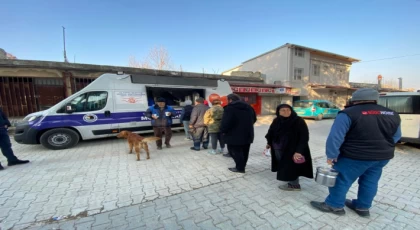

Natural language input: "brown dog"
[117,130,161,161]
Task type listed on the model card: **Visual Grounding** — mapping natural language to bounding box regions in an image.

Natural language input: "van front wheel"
[40,128,80,150]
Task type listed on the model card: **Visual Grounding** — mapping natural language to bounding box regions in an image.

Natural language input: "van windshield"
[293,101,313,108]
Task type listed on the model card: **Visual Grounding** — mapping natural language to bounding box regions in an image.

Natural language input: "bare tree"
[129,46,173,70]
[128,55,151,69]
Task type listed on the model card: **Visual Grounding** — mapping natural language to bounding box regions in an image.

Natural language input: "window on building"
[313,64,320,76]
[57,91,108,113]
[294,68,304,81]
[295,48,305,57]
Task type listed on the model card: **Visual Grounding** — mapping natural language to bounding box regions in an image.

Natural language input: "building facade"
[223,43,360,109]
[0,59,263,118]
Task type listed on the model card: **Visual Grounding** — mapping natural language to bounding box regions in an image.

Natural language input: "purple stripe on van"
[30,110,183,130]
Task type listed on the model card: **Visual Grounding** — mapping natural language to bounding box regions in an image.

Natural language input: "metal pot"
[315,166,339,187]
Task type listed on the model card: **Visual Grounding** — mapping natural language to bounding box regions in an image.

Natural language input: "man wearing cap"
[189,97,209,151]
[145,98,176,150]
[1,107,30,170]
[311,88,401,217]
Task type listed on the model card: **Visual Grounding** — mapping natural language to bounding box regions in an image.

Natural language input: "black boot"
[8,159,30,166]
[0,163,4,170]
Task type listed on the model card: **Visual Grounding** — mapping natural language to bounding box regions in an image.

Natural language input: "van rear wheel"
[40,128,80,150]
[315,114,323,121]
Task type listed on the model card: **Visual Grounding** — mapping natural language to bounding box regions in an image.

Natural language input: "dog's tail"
[141,137,161,143]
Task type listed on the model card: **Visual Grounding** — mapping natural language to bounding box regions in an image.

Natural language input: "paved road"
[1,117,419,230]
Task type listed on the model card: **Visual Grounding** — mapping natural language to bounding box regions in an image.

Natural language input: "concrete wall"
[221,66,242,76]
[309,54,352,87]
[307,88,353,109]
[240,47,289,84]
[261,95,293,115]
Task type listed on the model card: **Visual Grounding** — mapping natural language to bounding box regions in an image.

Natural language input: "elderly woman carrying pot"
[265,104,314,191]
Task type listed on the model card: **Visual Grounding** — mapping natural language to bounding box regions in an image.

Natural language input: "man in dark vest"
[311,88,401,217]
[0,108,30,170]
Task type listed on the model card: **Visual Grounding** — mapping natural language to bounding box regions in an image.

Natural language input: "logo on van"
[83,113,98,123]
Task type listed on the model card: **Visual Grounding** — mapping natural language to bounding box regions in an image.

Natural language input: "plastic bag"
[263,148,271,157]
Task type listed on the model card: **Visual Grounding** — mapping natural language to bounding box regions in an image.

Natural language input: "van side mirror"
[65,104,76,114]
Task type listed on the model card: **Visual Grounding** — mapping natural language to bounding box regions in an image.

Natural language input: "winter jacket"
[145,105,176,127]
[220,101,257,145]
[265,116,313,181]
[204,105,224,133]
[190,104,209,128]
[180,105,194,121]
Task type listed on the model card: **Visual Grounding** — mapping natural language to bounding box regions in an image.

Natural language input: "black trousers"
[0,128,17,162]
[228,144,251,171]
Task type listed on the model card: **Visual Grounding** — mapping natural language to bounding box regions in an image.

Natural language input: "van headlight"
[26,115,42,122]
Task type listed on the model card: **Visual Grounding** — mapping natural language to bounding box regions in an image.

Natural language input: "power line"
[356,54,420,63]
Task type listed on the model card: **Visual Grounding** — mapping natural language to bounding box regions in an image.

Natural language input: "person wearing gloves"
[310,88,401,217]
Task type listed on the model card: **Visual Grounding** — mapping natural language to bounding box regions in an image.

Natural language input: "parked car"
[293,100,341,120]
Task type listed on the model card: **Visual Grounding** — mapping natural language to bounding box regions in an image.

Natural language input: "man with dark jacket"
[189,98,209,151]
[311,88,401,217]
[220,94,257,173]
[0,108,30,170]
[180,100,194,140]
[145,98,176,150]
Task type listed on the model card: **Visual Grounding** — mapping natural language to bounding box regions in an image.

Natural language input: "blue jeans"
[325,157,390,209]
[182,121,191,139]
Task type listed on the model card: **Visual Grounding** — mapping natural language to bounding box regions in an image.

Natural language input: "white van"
[379,92,420,144]
[14,73,232,150]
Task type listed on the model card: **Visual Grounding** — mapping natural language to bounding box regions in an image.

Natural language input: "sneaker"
[310,201,346,216]
[157,146,163,150]
[0,163,4,170]
[279,183,301,191]
[8,159,30,166]
[166,144,172,148]
[217,148,224,154]
[184,138,190,141]
[208,150,217,155]
[345,199,370,217]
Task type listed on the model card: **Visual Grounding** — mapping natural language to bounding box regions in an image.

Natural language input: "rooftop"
[242,43,361,64]
[0,59,263,83]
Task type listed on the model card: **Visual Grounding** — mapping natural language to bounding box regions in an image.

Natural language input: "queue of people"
[147,93,256,173]
[147,88,401,217]
[2,88,402,218]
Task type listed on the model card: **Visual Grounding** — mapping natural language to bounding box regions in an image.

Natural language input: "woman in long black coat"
[265,104,313,191]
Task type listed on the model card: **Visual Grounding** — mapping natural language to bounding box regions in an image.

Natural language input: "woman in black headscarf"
[265,104,313,191]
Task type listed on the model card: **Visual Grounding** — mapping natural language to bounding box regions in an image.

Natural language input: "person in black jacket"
[311,88,401,217]
[0,108,30,170]
[265,104,313,191]
[180,100,193,140]
[220,94,257,173]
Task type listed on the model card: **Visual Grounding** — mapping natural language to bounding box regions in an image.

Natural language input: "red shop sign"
[231,87,275,94]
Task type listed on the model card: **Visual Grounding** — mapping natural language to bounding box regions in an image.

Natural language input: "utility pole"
[62,26,69,63]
